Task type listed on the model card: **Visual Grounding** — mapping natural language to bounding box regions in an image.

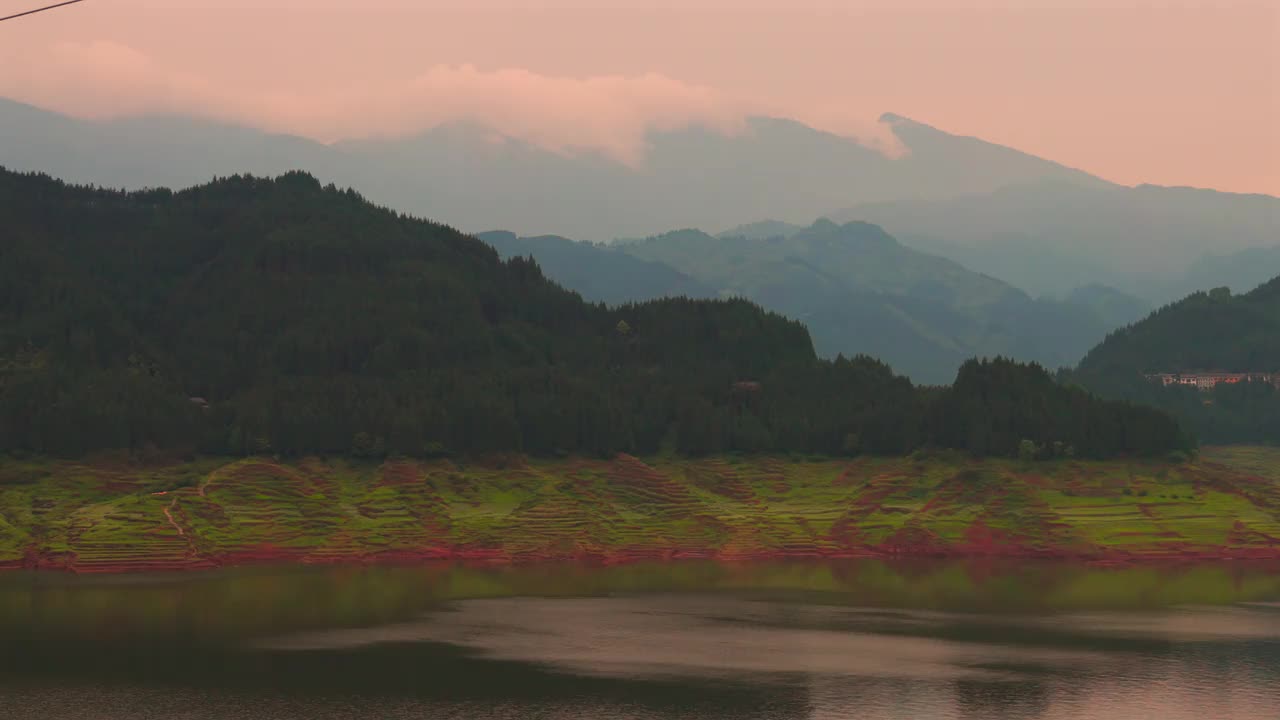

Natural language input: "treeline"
[1077,282,1280,378]
[1072,280,1280,445]
[0,168,1193,460]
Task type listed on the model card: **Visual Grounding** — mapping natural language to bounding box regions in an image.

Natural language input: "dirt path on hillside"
[162,496,202,561]
[162,497,186,538]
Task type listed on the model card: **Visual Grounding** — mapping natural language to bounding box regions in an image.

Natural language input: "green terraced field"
[1,449,1278,572]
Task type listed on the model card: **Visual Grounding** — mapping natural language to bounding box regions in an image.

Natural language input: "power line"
[1,0,89,24]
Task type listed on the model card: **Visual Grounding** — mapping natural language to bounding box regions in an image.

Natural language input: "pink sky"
[0,0,1276,194]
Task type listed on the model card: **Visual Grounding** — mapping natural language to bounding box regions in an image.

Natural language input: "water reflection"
[0,560,1278,719]
[258,597,1109,681]
[252,594,1280,719]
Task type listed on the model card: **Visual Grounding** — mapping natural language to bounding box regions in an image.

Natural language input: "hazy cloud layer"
[0,41,769,165]
[1,1,1274,191]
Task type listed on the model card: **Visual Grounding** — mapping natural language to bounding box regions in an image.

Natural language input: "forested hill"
[0,168,1190,460]
[1077,280,1280,379]
[1071,279,1280,444]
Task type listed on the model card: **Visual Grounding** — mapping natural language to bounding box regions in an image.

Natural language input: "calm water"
[1,560,1279,719]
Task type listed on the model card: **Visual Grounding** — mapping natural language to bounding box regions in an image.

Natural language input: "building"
[1144,371,1276,391]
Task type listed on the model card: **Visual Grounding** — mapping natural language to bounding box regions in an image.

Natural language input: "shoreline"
[7,543,1280,576]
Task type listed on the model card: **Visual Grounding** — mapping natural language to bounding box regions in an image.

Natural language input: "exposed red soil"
[959,518,1027,554]
[1227,520,1280,548]
[605,454,699,513]
[7,455,1280,575]
[881,524,950,556]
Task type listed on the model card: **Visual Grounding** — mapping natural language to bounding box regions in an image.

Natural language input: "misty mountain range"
[3,96,1274,304]
[0,99,1097,236]
[834,180,1280,300]
[2,96,1276,382]
[485,220,1129,384]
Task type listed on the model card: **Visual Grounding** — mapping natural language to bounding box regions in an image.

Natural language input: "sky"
[0,0,1276,194]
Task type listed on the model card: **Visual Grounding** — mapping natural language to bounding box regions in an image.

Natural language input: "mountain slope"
[1078,280,1280,378]
[619,220,1111,384]
[477,231,715,305]
[1072,278,1280,444]
[718,220,804,241]
[0,99,1106,240]
[836,179,1280,300]
[1163,247,1280,302]
[7,96,1271,298]
[7,452,1275,574]
[0,98,337,191]
[0,167,1188,460]
[0,167,817,458]
[1064,284,1153,330]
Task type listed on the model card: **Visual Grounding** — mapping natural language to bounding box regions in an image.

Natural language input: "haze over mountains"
[835,180,1280,300]
[0,100,1095,236]
[3,167,1191,460]
[3,97,1275,309]
[486,220,1117,384]
[3,96,1276,382]
[477,231,715,306]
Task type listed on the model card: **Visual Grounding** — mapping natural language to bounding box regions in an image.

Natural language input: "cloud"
[0,41,754,165]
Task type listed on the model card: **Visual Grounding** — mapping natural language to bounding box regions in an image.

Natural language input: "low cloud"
[0,41,759,165]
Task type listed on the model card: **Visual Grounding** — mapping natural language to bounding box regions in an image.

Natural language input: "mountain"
[835,179,1280,301]
[7,97,1270,299]
[0,167,811,458]
[476,231,715,305]
[1162,247,1280,302]
[0,167,1188,460]
[718,220,804,240]
[1063,284,1152,330]
[619,220,1111,384]
[1071,278,1280,445]
[0,98,337,190]
[1078,280,1280,378]
[0,99,1105,241]
[625,220,1017,308]
[887,232,1129,300]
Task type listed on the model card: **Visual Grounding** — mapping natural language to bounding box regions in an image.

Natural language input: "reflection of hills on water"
[1,576,1279,719]
[259,596,1106,681]
[252,594,1280,720]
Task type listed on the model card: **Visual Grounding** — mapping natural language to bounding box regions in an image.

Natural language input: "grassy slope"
[1,450,1279,572]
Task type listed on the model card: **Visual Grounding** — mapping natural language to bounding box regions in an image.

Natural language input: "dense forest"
[1071,280,1280,445]
[0,168,1192,460]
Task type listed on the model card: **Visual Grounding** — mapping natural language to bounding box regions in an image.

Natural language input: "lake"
[1,560,1278,719]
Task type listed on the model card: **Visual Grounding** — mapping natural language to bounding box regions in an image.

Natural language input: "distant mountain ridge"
[476,231,716,305]
[484,219,1116,384]
[1063,284,1153,330]
[718,220,804,241]
[5,95,1276,347]
[834,179,1280,302]
[0,98,1109,241]
[0,166,1189,461]
[629,220,1123,384]
[1163,247,1280,302]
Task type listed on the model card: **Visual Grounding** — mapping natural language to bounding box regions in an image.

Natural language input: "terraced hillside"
[2,450,1279,573]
